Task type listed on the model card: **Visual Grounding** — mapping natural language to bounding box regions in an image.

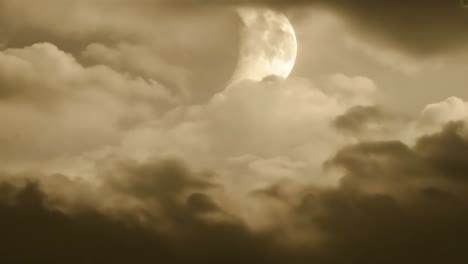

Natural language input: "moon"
[228,7,298,86]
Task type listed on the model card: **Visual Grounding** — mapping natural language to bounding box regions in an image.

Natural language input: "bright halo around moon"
[229,7,298,86]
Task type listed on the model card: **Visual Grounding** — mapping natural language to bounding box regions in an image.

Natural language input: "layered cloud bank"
[1,1,468,263]
[3,120,468,263]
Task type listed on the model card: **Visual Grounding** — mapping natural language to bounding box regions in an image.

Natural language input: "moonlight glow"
[229,7,298,85]
[1,2,467,263]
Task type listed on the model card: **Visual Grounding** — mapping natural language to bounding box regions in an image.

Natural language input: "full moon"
[229,7,298,86]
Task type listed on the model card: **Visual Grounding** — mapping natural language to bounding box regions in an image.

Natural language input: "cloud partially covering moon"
[1,1,468,263]
[229,7,297,85]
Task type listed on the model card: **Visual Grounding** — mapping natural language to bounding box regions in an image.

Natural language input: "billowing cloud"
[418,97,468,129]
[0,0,240,102]
[2,121,468,263]
[0,43,175,169]
[1,1,468,263]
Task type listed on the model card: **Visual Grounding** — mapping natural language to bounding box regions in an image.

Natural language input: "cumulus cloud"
[2,121,468,263]
[1,1,468,263]
[0,0,240,102]
[0,43,175,169]
[418,97,468,129]
[1,34,385,235]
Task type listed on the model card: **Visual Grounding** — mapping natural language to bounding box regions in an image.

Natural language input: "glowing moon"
[229,7,298,85]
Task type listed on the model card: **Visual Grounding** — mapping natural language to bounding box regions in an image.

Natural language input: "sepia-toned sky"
[2,0,468,263]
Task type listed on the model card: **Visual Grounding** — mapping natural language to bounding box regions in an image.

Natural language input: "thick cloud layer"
[2,122,468,263]
[3,0,467,58]
[1,1,468,263]
[319,0,468,56]
[166,0,468,56]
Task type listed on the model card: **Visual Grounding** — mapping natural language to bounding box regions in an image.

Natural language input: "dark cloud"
[297,121,468,263]
[323,0,468,56]
[1,1,468,263]
[332,105,408,140]
[165,0,468,56]
[282,0,468,56]
[415,122,468,181]
[0,181,273,264]
[107,160,215,199]
[0,162,302,264]
[2,123,468,263]
[328,122,468,195]
[333,105,389,134]
[3,0,466,65]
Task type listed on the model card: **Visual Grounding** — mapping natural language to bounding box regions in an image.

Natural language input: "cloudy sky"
[1,0,468,263]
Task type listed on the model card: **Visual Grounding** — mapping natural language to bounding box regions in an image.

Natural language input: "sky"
[1,0,468,263]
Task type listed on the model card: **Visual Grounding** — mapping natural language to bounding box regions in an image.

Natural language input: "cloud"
[0,39,383,231]
[0,43,174,168]
[333,105,409,141]
[0,178,281,264]
[82,42,191,98]
[0,0,240,103]
[297,121,468,263]
[162,0,468,56]
[417,97,468,129]
[319,0,468,57]
[110,74,375,192]
[2,121,468,263]
[1,2,468,263]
